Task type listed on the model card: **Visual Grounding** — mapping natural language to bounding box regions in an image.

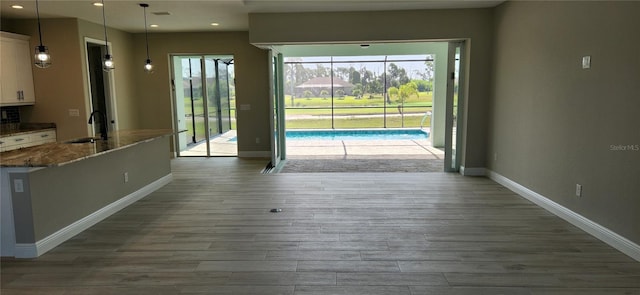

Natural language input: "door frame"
[170,54,237,157]
[83,37,118,136]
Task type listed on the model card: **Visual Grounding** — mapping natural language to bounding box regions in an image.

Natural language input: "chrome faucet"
[88,110,108,140]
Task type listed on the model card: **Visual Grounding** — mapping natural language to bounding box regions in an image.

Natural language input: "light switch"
[240,104,251,111]
[69,109,80,117]
[582,56,591,69]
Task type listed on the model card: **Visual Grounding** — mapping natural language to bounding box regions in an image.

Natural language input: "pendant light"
[33,0,51,68]
[140,3,153,73]
[101,0,114,71]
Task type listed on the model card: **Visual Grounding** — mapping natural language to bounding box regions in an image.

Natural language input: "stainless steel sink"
[65,137,102,144]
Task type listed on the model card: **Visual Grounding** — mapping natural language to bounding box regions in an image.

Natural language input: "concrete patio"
[179,130,446,172]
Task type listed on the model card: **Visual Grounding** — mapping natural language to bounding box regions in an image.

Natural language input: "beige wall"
[488,1,640,244]
[249,9,494,168]
[130,31,271,153]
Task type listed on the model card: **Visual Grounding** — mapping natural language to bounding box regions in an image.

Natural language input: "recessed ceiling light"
[210,22,220,26]
[11,4,24,9]
[150,24,159,28]
[92,2,103,7]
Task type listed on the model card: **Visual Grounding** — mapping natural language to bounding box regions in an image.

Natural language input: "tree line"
[284,60,434,100]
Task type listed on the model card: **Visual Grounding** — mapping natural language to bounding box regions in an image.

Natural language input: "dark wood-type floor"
[2,158,639,294]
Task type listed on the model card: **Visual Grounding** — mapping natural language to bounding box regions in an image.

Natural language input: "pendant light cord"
[101,0,109,54]
[35,0,44,46]
[143,4,150,60]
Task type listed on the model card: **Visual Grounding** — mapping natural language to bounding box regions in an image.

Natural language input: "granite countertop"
[0,123,57,137]
[0,129,173,167]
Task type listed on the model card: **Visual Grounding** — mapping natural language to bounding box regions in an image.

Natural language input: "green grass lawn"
[285,92,432,108]
[286,115,430,129]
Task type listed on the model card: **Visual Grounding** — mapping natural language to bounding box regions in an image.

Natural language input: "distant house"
[294,77,354,97]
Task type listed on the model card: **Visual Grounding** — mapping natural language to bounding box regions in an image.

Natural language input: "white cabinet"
[29,129,56,145]
[0,133,30,152]
[0,129,56,152]
[1,32,36,106]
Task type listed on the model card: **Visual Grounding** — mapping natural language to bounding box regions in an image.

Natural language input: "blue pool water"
[229,129,429,142]
[287,129,429,141]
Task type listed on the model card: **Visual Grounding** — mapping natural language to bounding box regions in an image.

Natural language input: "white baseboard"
[238,151,270,158]
[14,173,173,259]
[459,166,486,176]
[487,169,640,262]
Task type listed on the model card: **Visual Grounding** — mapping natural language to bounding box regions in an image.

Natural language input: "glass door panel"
[445,42,464,172]
[206,58,219,141]
[218,60,232,133]
[172,55,237,157]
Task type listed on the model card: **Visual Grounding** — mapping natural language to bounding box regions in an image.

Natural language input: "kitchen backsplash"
[0,107,20,124]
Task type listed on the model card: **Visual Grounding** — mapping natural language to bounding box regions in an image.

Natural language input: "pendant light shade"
[101,0,114,71]
[140,3,153,73]
[34,0,51,68]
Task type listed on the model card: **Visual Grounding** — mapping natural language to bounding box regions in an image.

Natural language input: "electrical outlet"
[575,184,582,197]
[494,152,498,161]
[13,179,24,193]
[124,172,129,183]
[255,137,260,144]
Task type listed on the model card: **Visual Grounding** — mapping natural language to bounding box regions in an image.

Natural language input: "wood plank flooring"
[2,157,639,294]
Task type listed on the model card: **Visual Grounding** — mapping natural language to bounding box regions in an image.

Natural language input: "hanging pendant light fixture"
[33,0,51,68]
[140,3,153,73]
[101,0,114,71]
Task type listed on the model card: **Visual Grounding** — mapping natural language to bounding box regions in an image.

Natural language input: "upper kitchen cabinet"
[1,32,36,106]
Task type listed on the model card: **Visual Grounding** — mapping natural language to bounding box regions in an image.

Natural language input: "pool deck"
[180,129,444,160]
[179,130,238,157]
[287,138,443,159]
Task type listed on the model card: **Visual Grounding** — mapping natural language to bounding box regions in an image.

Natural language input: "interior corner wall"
[488,1,640,244]
[249,8,494,168]
[131,31,271,154]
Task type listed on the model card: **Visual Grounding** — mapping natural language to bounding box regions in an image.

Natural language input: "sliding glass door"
[172,55,237,157]
[269,52,286,168]
[444,41,464,172]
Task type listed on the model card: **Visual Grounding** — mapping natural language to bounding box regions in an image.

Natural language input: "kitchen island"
[0,129,174,258]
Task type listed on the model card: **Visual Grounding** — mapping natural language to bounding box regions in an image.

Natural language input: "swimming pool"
[285,129,429,141]
[228,129,429,142]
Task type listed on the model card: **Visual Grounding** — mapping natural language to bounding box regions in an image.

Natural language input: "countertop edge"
[0,130,173,168]
[53,133,171,168]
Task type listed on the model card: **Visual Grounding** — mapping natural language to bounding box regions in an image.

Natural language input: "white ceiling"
[1,0,505,33]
